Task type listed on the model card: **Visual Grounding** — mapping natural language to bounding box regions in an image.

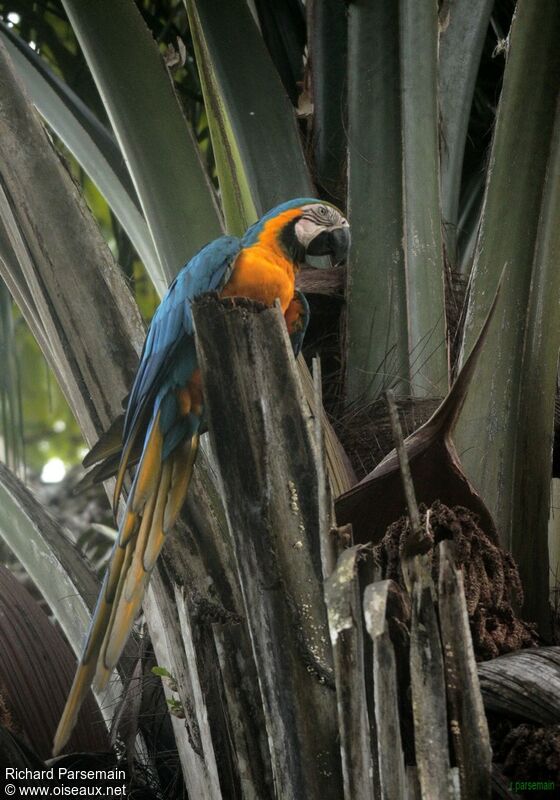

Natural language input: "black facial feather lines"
[302,204,338,225]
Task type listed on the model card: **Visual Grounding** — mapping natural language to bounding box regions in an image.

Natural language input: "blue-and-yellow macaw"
[53,198,350,754]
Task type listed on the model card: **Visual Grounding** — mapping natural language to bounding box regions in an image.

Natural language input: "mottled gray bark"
[193,295,343,800]
[325,546,374,799]
[438,541,492,800]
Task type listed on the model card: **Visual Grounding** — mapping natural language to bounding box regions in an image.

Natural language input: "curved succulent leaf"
[0,22,165,294]
[61,0,223,284]
[455,0,560,627]
[186,0,313,234]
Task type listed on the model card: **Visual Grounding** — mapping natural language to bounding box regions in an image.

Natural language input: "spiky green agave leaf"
[0,282,24,474]
[438,0,494,262]
[185,0,313,235]
[61,0,222,285]
[345,0,448,403]
[306,0,347,205]
[0,464,98,666]
[0,23,164,294]
[252,0,306,106]
[455,0,560,628]
[399,0,448,399]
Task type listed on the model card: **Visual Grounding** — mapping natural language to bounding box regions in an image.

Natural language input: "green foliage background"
[0,0,191,476]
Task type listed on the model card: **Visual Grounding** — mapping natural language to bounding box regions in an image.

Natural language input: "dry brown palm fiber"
[490,716,560,785]
[331,268,467,478]
[372,500,538,660]
[334,396,440,478]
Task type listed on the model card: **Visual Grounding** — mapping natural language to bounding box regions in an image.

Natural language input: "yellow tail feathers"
[53,423,198,756]
[52,657,99,757]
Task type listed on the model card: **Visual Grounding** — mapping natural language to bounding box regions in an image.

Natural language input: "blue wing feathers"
[122,235,242,461]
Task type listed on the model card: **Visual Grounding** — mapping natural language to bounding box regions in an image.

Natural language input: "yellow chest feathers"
[220,208,301,313]
[221,247,295,312]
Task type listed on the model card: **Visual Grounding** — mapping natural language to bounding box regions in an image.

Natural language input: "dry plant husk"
[335,396,440,478]
[336,279,502,543]
[490,716,560,785]
[373,501,538,661]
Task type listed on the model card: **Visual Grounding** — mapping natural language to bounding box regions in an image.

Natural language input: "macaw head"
[243,198,350,266]
[291,201,350,265]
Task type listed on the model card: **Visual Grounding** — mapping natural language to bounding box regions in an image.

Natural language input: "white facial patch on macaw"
[294,203,349,257]
[295,203,350,253]
[295,216,322,247]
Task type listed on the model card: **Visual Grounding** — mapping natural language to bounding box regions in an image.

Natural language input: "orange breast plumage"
[221,207,301,312]
[221,247,295,311]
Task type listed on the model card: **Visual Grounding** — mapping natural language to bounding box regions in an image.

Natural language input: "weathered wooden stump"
[193,295,343,800]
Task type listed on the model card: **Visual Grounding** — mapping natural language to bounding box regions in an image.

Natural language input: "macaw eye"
[317,205,328,216]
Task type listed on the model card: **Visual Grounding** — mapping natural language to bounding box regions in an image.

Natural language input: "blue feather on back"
[123,235,242,456]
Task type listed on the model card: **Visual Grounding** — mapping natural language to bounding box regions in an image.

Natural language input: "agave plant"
[0,0,559,795]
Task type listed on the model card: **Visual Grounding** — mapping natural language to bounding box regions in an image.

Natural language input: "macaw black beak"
[306,226,350,264]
